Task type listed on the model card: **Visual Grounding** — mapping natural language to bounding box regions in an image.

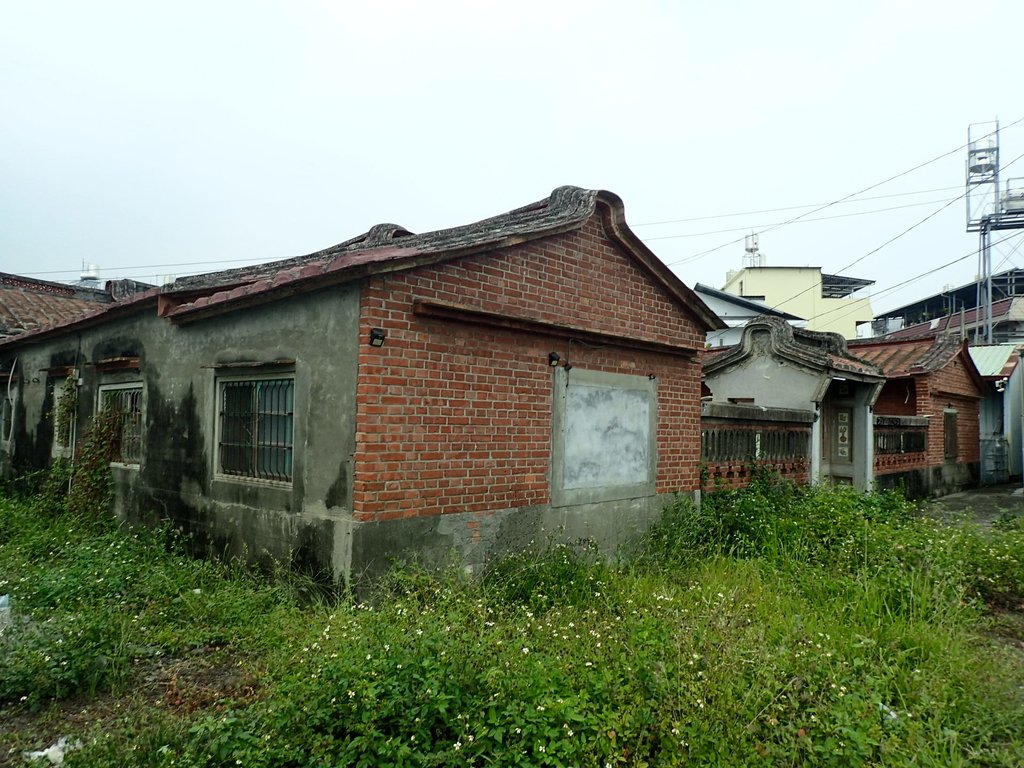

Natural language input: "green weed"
[2,477,1023,766]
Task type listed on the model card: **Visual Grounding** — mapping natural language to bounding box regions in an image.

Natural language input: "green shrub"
[3,482,1024,766]
[483,543,612,610]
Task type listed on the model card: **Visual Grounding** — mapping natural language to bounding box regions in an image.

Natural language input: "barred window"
[218,377,294,482]
[874,428,926,455]
[99,383,143,464]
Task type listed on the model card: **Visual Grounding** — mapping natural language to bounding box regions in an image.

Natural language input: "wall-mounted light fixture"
[547,352,572,370]
[546,352,573,371]
[369,328,387,347]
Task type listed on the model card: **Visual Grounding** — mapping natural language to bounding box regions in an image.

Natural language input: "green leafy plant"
[67,406,121,522]
[2,481,1024,766]
[52,373,78,448]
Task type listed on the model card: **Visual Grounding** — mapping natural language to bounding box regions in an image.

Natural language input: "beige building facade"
[720,266,873,340]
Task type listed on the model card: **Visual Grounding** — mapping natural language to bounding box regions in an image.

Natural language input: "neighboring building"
[875,296,1024,345]
[968,344,1022,483]
[693,282,805,347]
[873,267,1024,340]
[849,337,985,497]
[0,273,112,340]
[702,316,885,491]
[0,186,724,586]
[719,266,874,340]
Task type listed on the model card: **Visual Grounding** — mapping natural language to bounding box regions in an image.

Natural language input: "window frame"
[97,381,144,466]
[214,372,295,486]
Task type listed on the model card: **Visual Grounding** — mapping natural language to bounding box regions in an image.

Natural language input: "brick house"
[0,273,115,340]
[0,186,723,585]
[849,337,984,497]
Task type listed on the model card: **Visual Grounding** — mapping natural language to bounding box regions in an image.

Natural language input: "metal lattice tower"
[966,121,1024,343]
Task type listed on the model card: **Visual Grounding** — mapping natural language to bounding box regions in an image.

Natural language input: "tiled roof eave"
[0,291,160,349]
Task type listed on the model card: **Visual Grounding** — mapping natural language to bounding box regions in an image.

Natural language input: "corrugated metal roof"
[969,344,1019,377]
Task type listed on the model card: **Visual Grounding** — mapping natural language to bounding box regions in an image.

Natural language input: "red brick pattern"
[352,217,706,521]
[921,360,981,466]
[873,380,917,416]
[873,361,981,476]
[873,448,927,475]
[703,459,811,491]
[700,420,813,491]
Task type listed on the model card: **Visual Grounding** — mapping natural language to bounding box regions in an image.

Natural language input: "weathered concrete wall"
[874,462,980,500]
[1,216,709,587]
[1,285,361,579]
[349,492,674,582]
[704,356,823,410]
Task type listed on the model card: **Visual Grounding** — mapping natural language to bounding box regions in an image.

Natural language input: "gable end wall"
[353,216,705,522]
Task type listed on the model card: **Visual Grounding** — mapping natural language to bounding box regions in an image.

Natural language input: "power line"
[993,235,1024,272]
[19,255,287,279]
[809,231,1024,328]
[14,119,1024,286]
[643,196,960,242]
[767,192,969,312]
[24,195,955,278]
[632,185,963,228]
[800,148,1024,325]
[668,116,1024,268]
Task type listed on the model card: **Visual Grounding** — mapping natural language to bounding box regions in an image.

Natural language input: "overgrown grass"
[0,495,307,711]
[1,475,1023,766]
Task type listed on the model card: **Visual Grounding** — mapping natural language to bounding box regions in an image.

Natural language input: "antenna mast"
[966,120,1024,343]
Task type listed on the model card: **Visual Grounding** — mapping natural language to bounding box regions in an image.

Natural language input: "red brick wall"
[873,378,927,476]
[873,379,917,416]
[703,459,811,491]
[920,357,981,466]
[352,216,706,521]
[874,362,980,475]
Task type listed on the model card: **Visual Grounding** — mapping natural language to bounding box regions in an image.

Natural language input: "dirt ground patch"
[919,482,1024,527]
[0,647,260,767]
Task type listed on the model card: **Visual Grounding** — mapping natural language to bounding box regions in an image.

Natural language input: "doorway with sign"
[821,379,857,486]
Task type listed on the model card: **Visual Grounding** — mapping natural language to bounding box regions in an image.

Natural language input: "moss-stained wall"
[0,285,361,581]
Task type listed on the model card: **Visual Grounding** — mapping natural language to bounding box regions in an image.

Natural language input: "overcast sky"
[3,1,1023,319]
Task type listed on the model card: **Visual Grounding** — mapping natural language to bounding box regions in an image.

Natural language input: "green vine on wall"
[35,404,120,524]
[67,407,120,522]
[53,374,78,447]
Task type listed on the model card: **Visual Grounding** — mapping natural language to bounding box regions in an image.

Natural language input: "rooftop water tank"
[1003,189,1024,213]
[969,139,997,175]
